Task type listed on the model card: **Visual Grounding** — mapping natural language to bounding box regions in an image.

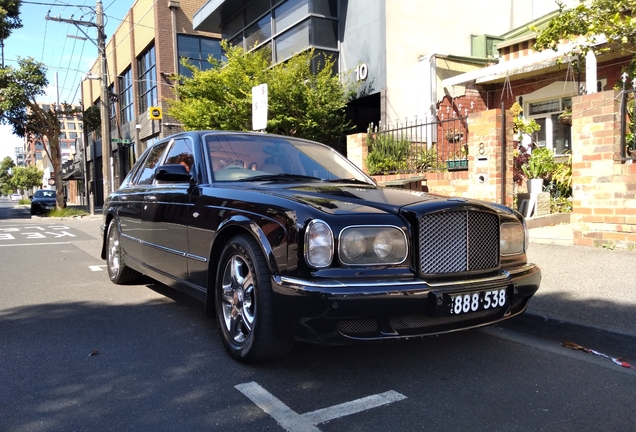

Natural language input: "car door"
[142,137,194,281]
[118,143,168,263]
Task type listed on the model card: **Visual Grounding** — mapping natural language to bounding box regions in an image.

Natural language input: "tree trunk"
[50,136,64,209]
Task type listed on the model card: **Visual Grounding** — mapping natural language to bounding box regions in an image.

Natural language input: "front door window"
[527,97,571,155]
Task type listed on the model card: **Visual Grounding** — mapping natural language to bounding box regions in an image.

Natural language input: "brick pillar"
[466,109,515,206]
[571,89,636,248]
[346,133,369,174]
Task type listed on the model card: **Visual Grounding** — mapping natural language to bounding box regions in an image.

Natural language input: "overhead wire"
[28,0,205,104]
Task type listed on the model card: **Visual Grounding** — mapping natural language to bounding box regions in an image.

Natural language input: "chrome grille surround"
[419,211,500,275]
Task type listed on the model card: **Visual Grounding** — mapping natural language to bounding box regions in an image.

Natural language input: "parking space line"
[301,390,406,425]
[236,382,320,432]
[235,381,406,432]
[89,265,106,272]
[0,242,71,247]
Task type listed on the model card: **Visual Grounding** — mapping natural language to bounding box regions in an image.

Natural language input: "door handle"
[144,195,157,200]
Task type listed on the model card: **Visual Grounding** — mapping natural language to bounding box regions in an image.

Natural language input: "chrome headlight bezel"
[500,222,526,255]
[338,225,408,266]
[304,219,334,268]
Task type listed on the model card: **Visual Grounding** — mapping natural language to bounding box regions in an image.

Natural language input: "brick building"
[81,0,220,205]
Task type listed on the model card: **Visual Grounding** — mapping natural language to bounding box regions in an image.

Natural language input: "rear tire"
[215,234,293,362]
[106,220,142,284]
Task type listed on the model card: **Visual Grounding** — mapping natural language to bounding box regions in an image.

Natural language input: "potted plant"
[522,147,555,193]
[445,129,463,143]
[446,144,468,170]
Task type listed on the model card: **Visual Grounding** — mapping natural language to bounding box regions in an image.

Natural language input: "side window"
[164,138,195,176]
[135,142,168,185]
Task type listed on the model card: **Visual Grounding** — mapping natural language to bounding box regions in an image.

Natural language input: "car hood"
[226,182,510,216]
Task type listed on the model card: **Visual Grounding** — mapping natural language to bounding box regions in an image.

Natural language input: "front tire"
[215,234,293,362]
[106,220,141,284]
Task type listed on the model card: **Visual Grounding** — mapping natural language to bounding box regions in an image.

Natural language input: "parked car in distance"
[10,193,21,201]
[101,131,541,363]
[30,189,60,215]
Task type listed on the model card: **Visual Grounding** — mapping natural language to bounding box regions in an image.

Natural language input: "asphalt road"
[1,199,635,432]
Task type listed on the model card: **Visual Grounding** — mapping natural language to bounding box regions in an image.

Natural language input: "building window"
[275,19,309,62]
[274,0,309,33]
[67,123,76,130]
[177,34,222,77]
[119,68,134,124]
[138,45,157,114]
[69,132,78,139]
[245,13,272,50]
[527,97,571,155]
[225,0,339,68]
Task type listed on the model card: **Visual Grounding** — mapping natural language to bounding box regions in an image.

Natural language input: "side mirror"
[155,164,194,183]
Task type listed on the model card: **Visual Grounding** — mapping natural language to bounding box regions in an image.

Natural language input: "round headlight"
[373,230,395,258]
[341,229,366,260]
[305,220,334,267]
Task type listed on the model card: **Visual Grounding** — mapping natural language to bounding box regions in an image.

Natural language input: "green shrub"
[416,146,445,171]
[48,207,89,218]
[366,133,411,175]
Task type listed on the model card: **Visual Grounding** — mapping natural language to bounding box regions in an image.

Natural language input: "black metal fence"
[620,88,636,160]
[366,116,469,175]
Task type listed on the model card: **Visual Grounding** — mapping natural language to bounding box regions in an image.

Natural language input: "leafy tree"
[12,164,43,192]
[0,57,78,209]
[168,41,356,152]
[0,0,23,67]
[533,0,636,57]
[0,155,15,195]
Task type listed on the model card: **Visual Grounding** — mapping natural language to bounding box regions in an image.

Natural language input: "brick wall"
[347,108,515,206]
[571,89,636,248]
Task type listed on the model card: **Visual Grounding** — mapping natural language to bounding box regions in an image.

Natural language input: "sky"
[0,0,134,163]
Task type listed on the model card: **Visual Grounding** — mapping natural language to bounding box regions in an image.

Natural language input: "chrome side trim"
[120,233,208,263]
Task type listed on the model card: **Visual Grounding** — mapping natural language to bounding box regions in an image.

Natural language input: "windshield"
[205,134,373,184]
[34,190,55,198]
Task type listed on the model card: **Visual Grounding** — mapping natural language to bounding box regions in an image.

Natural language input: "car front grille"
[419,211,499,275]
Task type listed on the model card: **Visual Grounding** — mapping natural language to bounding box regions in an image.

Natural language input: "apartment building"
[81,0,221,205]
[192,0,578,131]
[23,103,82,194]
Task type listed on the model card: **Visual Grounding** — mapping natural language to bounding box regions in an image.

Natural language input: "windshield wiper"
[325,178,373,185]
[238,173,323,182]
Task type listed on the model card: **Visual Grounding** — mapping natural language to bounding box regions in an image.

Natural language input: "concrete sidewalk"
[526,220,636,340]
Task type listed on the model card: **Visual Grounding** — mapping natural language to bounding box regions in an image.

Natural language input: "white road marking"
[89,265,106,272]
[0,242,72,247]
[235,381,406,432]
[301,390,406,425]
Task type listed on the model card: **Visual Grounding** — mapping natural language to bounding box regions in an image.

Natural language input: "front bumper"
[271,264,541,344]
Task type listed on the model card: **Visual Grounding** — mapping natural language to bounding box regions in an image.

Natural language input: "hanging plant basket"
[558,112,572,126]
[445,130,464,143]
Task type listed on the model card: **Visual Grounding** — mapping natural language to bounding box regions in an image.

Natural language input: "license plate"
[449,288,507,315]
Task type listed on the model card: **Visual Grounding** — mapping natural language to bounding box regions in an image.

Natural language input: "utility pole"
[45,0,112,202]
[96,1,112,199]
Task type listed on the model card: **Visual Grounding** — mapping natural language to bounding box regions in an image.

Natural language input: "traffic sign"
[252,84,268,131]
[111,139,132,144]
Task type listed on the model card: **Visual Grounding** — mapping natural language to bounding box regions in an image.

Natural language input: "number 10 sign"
[252,83,268,131]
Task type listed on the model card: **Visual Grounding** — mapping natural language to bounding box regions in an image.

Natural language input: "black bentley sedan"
[101,131,541,362]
